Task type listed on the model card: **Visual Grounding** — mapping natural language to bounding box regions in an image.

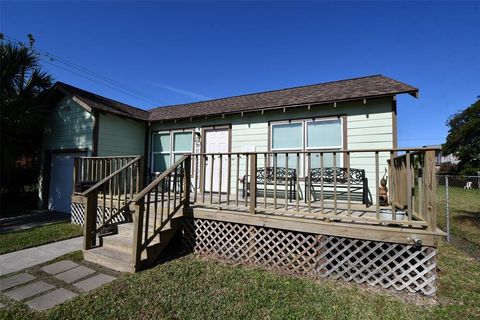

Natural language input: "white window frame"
[269,117,345,176]
[304,117,344,150]
[151,129,194,173]
[270,120,305,152]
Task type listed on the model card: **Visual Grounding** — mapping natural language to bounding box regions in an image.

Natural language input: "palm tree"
[0,40,53,195]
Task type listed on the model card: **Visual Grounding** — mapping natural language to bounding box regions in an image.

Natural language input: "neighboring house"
[41,74,417,214]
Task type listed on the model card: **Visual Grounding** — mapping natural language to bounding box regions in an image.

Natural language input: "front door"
[204,129,229,192]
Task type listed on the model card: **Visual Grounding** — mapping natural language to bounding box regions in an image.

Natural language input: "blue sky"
[1,1,479,147]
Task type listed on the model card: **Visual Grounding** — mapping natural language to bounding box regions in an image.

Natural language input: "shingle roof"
[51,75,417,123]
[147,75,418,121]
[53,82,150,120]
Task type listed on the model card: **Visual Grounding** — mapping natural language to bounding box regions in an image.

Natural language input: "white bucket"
[380,209,405,221]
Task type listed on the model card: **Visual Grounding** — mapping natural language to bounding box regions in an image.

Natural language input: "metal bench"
[242,167,297,202]
[305,167,372,207]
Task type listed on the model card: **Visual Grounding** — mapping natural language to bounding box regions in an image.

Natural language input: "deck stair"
[80,155,191,273]
[84,211,184,273]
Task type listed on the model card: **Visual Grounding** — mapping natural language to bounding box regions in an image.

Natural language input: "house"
[40,75,442,296]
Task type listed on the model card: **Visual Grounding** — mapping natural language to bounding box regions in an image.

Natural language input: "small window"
[151,131,193,173]
[306,119,342,149]
[172,131,193,162]
[271,122,303,150]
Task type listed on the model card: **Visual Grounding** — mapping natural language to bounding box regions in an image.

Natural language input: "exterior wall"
[97,113,146,156]
[40,97,94,208]
[149,97,395,201]
[42,97,94,153]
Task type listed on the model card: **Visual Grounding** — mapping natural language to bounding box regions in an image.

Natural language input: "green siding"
[42,97,94,153]
[149,97,395,201]
[97,113,146,156]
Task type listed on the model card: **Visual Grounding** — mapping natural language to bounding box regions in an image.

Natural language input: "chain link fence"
[436,174,480,259]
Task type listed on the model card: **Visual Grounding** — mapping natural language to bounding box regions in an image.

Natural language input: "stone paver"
[5,280,55,301]
[26,288,77,311]
[73,273,116,292]
[0,273,36,291]
[0,237,82,276]
[54,266,95,284]
[41,260,79,275]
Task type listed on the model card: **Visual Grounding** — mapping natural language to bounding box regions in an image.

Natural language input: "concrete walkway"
[0,237,82,276]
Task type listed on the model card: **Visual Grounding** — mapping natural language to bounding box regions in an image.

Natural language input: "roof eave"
[148,89,419,123]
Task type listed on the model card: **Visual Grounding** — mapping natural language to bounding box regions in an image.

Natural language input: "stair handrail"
[82,156,144,250]
[131,154,191,271]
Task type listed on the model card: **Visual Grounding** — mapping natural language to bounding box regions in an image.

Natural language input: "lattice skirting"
[182,218,437,296]
[71,202,127,226]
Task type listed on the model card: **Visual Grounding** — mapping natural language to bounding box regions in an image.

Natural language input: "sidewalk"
[0,237,82,276]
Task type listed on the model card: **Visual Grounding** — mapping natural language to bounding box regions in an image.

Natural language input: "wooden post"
[184,155,191,209]
[132,200,145,271]
[249,153,257,214]
[83,192,97,250]
[422,150,437,231]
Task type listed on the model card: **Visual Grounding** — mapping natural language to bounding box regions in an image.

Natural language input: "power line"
[2,34,163,106]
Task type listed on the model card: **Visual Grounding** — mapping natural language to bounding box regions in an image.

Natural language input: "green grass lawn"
[436,185,480,247]
[0,241,479,320]
[0,223,83,255]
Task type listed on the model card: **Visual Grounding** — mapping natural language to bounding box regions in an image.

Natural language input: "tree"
[442,99,480,175]
[0,36,54,205]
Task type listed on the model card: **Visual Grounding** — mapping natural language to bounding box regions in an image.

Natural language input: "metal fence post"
[445,175,451,243]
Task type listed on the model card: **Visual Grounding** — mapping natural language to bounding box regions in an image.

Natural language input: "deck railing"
[131,155,191,269]
[190,148,438,231]
[80,156,143,249]
[73,155,141,193]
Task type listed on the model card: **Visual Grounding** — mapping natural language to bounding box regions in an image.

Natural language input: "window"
[151,130,193,172]
[270,118,344,174]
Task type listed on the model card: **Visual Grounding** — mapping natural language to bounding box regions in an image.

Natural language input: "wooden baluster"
[173,167,178,209]
[296,152,300,212]
[83,191,98,250]
[145,188,150,242]
[423,150,437,231]
[249,153,257,214]
[202,155,206,204]
[130,162,134,199]
[184,156,191,208]
[307,152,311,213]
[102,183,106,226]
[320,153,324,215]
[167,173,171,216]
[333,152,337,216]
[235,154,240,206]
[117,168,121,210]
[263,153,267,209]
[389,151,396,220]
[194,154,198,203]
[154,183,158,231]
[218,154,222,206]
[132,199,144,271]
[375,151,380,220]
[347,151,351,216]
[406,151,412,221]
[210,155,214,205]
[227,154,231,206]
[160,179,165,224]
[244,154,249,207]
[273,153,277,210]
[285,153,289,210]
